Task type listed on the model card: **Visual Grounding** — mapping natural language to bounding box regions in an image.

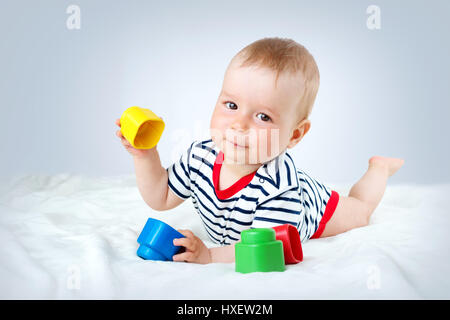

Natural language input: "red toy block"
[272,224,303,264]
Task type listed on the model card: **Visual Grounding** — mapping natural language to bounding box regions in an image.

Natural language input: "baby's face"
[210,59,305,165]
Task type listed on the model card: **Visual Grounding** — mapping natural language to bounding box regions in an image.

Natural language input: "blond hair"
[232,37,320,120]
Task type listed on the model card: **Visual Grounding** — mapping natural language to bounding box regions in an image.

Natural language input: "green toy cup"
[235,228,285,274]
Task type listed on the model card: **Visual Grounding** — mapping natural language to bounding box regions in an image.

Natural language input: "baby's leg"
[320,156,404,238]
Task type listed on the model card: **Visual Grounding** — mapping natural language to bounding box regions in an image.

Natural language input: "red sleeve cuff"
[310,190,340,239]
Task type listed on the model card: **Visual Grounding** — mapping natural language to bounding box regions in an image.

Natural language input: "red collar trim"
[212,151,257,200]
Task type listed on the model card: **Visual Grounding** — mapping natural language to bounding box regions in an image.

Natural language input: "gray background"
[1,0,449,184]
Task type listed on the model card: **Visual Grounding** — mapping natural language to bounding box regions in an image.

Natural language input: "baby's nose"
[231,117,250,132]
[231,124,245,132]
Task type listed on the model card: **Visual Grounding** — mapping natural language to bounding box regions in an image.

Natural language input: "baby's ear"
[287,119,311,149]
[301,119,311,136]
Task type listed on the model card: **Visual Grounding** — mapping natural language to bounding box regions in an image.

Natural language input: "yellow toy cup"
[120,106,165,149]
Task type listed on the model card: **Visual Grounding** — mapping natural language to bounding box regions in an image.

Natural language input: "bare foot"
[369,156,405,177]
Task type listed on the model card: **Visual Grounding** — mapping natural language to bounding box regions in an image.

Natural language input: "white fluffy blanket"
[0,174,449,299]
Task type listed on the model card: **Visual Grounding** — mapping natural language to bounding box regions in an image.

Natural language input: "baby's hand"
[115,118,153,159]
[172,230,212,264]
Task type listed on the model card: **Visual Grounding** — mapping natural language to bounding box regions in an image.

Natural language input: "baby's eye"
[256,113,271,122]
[225,102,238,110]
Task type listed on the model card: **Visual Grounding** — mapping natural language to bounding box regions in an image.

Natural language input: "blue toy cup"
[136,218,185,261]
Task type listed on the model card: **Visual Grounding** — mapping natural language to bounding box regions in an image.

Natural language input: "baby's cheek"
[251,128,277,161]
[210,128,224,153]
[210,115,224,141]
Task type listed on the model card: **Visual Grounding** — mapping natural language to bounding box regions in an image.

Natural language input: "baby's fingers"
[172,251,194,263]
[116,129,127,142]
[116,130,132,147]
[116,129,123,137]
[173,237,195,251]
[177,229,195,239]
[115,118,121,127]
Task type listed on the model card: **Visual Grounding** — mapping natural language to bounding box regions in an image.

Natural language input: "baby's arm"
[116,119,184,211]
[210,244,235,263]
[172,229,235,264]
[133,149,184,211]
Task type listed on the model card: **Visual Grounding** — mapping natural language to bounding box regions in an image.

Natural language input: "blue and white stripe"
[167,139,334,244]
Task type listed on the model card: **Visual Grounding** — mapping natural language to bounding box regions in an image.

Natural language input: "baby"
[115,37,404,264]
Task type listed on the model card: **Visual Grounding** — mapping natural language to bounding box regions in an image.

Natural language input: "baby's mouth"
[224,137,249,149]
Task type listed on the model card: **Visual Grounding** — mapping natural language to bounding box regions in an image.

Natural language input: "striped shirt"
[167,139,339,245]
